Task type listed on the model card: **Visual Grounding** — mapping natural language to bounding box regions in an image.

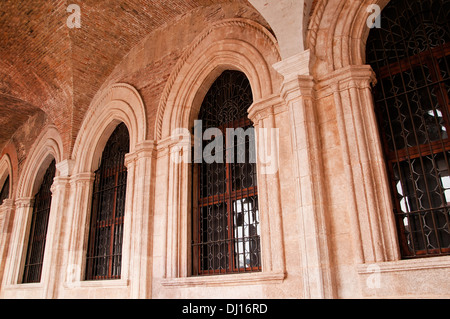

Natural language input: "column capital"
[14,197,34,209]
[70,172,95,186]
[273,50,315,103]
[56,159,75,178]
[0,198,14,211]
[125,140,157,166]
[248,94,285,123]
[316,65,377,97]
[273,49,311,79]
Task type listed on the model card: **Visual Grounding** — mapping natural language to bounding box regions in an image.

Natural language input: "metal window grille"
[192,70,261,275]
[22,160,56,283]
[0,175,9,205]
[85,123,129,280]
[367,0,450,258]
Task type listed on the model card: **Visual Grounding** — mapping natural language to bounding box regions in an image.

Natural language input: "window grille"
[85,123,129,280]
[22,160,56,283]
[192,70,261,275]
[367,0,450,258]
[0,175,9,205]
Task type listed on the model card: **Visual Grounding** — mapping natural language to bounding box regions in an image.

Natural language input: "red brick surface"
[0,0,268,168]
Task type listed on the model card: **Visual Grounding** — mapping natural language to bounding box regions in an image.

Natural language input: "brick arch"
[156,18,282,140]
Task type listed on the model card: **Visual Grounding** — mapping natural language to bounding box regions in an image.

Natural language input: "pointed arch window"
[85,123,129,280]
[192,70,261,276]
[22,160,56,283]
[367,0,450,258]
[0,175,9,205]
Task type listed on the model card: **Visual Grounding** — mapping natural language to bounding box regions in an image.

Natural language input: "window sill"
[161,271,286,288]
[357,255,450,274]
[63,278,129,289]
[3,282,44,290]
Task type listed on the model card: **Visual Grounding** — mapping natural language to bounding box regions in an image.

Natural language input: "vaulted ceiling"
[0,0,313,156]
[0,0,263,154]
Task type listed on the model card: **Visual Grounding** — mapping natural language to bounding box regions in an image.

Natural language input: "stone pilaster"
[248,95,286,275]
[44,166,72,298]
[2,197,34,287]
[0,199,15,289]
[273,50,335,299]
[125,141,157,299]
[317,65,400,264]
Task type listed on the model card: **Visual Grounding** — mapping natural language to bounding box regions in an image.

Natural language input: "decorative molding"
[357,256,450,274]
[161,271,286,288]
[248,94,285,123]
[273,50,312,78]
[16,125,63,198]
[155,18,281,140]
[72,83,147,174]
[14,197,34,209]
[306,0,328,52]
[314,64,377,98]
[56,159,75,178]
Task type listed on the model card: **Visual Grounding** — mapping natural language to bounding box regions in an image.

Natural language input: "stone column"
[63,172,95,288]
[248,95,286,275]
[318,65,400,264]
[153,134,191,282]
[1,197,34,287]
[0,199,15,287]
[273,50,335,299]
[43,160,73,298]
[125,141,157,299]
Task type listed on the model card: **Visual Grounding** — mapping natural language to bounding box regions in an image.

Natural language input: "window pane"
[193,71,261,275]
[22,160,56,283]
[367,0,450,258]
[85,123,129,280]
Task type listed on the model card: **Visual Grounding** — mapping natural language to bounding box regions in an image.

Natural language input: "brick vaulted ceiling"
[0,0,265,156]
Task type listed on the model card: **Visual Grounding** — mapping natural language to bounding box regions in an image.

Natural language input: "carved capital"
[70,172,95,186]
[316,65,377,97]
[14,197,34,209]
[56,159,75,178]
[273,49,311,79]
[248,94,285,123]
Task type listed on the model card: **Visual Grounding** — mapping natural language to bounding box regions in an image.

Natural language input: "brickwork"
[0,0,268,159]
[1,0,449,299]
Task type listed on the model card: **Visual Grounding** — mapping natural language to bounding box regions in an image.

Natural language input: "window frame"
[22,159,56,284]
[85,123,129,281]
[191,71,262,276]
[368,0,450,258]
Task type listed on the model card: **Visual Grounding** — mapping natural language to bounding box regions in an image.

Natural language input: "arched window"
[367,0,450,258]
[22,159,56,283]
[192,70,261,275]
[85,122,129,280]
[0,175,9,205]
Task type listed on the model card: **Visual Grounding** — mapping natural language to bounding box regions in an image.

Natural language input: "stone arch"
[72,83,147,174]
[155,18,282,140]
[0,154,13,201]
[307,0,390,76]
[17,125,64,198]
